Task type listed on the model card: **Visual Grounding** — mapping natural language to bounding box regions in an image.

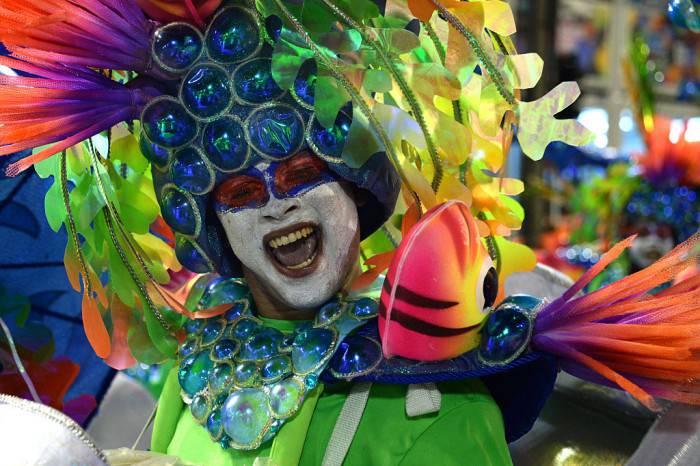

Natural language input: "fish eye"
[476,256,498,312]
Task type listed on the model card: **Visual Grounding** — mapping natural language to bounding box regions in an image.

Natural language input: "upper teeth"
[268,227,314,248]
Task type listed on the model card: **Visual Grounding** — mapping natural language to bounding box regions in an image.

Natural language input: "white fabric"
[322,382,373,466]
[405,383,442,417]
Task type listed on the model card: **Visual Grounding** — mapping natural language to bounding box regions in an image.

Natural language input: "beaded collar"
[176,278,378,450]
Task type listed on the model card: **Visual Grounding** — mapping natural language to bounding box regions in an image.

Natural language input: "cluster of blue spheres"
[627,185,700,242]
[139,5,353,274]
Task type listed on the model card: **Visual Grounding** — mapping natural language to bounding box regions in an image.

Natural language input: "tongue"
[271,233,318,267]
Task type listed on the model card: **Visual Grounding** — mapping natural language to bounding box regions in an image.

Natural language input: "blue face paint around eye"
[213,158,339,215]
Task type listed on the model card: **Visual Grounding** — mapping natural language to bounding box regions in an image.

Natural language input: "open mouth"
[264,222,322,277]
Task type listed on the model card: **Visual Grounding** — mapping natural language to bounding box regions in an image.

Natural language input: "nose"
[261,196,301,221]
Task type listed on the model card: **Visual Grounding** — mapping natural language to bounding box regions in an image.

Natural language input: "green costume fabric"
[152,319,513,466]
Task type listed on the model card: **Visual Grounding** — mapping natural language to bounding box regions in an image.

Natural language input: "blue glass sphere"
[171,147,214,194]
[479,306,532,365]
[233,58,284,104]
[160,186,199,235]
[176,236,212,274]
[247,105,304,159]
[139,133,170,168]
[206,6,261,64]
[203,117,249,171]
[142,98,198,149]
[668,0,700,32]
[181,64,233,120]
[152,23,204,72]
[309,111,351,159]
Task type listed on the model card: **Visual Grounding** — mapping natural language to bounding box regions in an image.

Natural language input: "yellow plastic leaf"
[430,110,472,165]
[478,0,516,36]
[517,82,595,160]
[436,175,472,205]
[402,161,437,209]
[372,102,426,153]
[504,53,543,90]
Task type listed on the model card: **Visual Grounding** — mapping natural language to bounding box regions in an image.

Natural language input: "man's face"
[628,221,675,269]
[214,152,360,310]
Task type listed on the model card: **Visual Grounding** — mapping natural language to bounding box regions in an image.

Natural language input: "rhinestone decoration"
[171,147,214,194]
[233,58,284,104]
[478,294,541,366]
[139,134,170,168]
[160,186,200,236]
[176,279,378,450]
[142,97,198,149]
[152,22,204,72]
[246,105,304,159]
[206,6,262,64]
[175,236,213,273]
[203,117,248,171]
[180,64,233,120]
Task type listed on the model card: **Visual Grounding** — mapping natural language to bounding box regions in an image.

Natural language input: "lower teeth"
[286,252,317,270]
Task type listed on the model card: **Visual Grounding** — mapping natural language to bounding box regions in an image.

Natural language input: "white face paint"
[216,160,360,310]
[629,232,674,269]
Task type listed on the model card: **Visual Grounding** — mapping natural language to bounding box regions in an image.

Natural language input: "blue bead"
[178,351,214,397]
[233,58,284,104]
[265,15,282,42]
[668,0,700,31]
[184,318,205,334]
[309,111,351,158]
[213,339,240,360]
[203,117,249,171]
[304,374,318,389]
[190,393,210,421]
[201,279,250,308]
[153,23,203,72]
[207,410,223,439]
[176,236,212,274]
[225,302,248,321]
[171,147,213,194]
[179,338,197,357]
[233,362,259,387]
[479,306,532,365]
[240,328,284,361]
[292,328,335,374]
[231,318,259,340]
[316,301,343,325]
[497,294,543,313]
[260,355,291,382]
[201,320,226,346]
[142,98,198,149]
[139,133,170,167]
[247,105,304,158]
[329,335,382,377]
[209,363,234,393]
[206,6,261,64]
[350,297,378,319]
[160,187,199,235]
[221,388,270,448]
[181,64,232,120]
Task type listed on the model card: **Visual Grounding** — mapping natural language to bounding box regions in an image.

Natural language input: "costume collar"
[176,278,378,450]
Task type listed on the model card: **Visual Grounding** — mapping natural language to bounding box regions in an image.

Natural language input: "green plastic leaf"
[363,69,393,93]
[111,135,149,174]
[118,177,159,235]
[271,29,315,90]
[315,75,351,128]
[341,109,383,168]
[127,318,168,365]
[144,305,178,357]
[44,181,67,233]
[108,242,137,308]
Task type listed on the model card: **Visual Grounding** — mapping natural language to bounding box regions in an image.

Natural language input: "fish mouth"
[263,222,322,278]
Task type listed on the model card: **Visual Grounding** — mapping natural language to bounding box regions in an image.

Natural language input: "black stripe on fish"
[382,278,458,310]
[378,300,480,337]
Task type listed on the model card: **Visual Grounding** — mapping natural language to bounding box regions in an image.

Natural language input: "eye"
[275,152,329,195]
[214,175,267,210]
[475,256,498,312]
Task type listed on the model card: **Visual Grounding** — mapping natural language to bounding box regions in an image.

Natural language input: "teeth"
[287,252,317,270]
[268,227,315,249]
